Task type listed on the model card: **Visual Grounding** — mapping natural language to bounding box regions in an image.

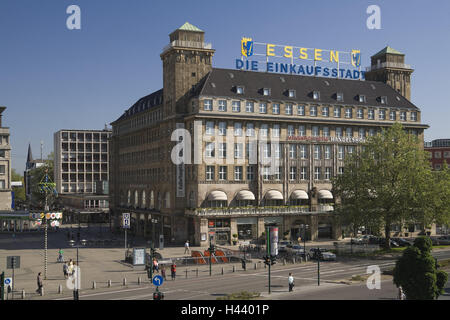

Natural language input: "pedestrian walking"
[161,264,167,281]
[153,258,159,273]
[398,286,406,300]
[63,262,69,279]
[288,273,295,292]
[68,259,74,275]
[57,248,64,262]
[184,240,190,254]
[171,263,176,280]
[36,272,43,294]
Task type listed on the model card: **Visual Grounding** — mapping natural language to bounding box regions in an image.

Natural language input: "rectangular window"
[346,127,353,138]
[322,106,329,117]
[234,143,243,159]
[263,144,271,158]
[444,151,450,158]
[310,106,317,116]
[206,142,215,158]
[272,103,280,115]
[234,166,243,181]
[206,166,215,181]
[237,86,244,94]
[218,143,226,158]
[206,121,214,135]
[357,108,364,119]
[300,167,308,180]
[263,167,270,180]
[325,167,332,180]
[345,108,353,118]
[323,126,330,137]
[298,125,305,137]
[334,106,341,118]
[400,111,407,121]
[380,96,387,104]
[285,103,293,115]
[274,144,281,159]
[234,122,243,136]
[337,92,344,102]
[324,145,331,159]
[204,99,213,111]
[338,167,344,175]
[247,166,255,180]
[246,123,254,137]
[369,128,375,136]
[338,146,344,160]
[300,145,308,159]
[218,100,227,112]
[411,112,417,121]
[434,151,442,158]
[312,126,319,137]
[274,166,282,181]
[0,165,5,174]
[347,146,355,155]
[272,124,280,137]
[314,145,321,160]
[379,109,386,120]
[232,101,241,112]
[359,128,365,139]
[368,109,375,120]
[314,167,321,180]
[390,110,396,121]
[298,105,305,116]
[290,167,297,181]
[288,125,295,136]
[246,101,254,113]
[219,166,227,181]
[289,145,296,159]
[259,103,267,114]
[218,122,227,136]
[260,124,268,137]
[336,127,343,138]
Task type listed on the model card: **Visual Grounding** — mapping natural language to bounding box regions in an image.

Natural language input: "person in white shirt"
[184,240,190,254]
[288,273,295,292]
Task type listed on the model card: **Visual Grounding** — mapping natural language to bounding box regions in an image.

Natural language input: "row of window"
[432,151,450,159]
[205,165,344,181]
[203,99,418,121]
[205,121,381,138]
[205,143,355,160]
[114,109,163,136]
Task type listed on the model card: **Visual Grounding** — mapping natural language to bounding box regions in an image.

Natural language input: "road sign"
[152,275,164,287]
[7,256,20,269]
[122,213,130,229]
[4,278,12,287]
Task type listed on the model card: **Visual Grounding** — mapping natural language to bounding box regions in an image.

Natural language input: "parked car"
[287,245,307,257]
[278,241,293,253]
[309,248,336,261]
[391,238,413,247]
[437,236,450,245]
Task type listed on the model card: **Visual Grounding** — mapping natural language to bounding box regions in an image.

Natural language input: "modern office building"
[54,129,112,223]
[0,106,12,211]
[425,139,450,171]
[109,23,429,246]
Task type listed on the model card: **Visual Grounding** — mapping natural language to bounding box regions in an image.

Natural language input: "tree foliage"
[393,236,448,299]
[332,123,450,248]
[11,169,26,204]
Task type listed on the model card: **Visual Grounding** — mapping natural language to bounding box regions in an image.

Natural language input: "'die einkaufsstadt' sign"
[236,37,364,80]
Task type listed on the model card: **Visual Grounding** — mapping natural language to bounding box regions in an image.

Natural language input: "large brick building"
[425,139,450,171]
[109,23,429,246]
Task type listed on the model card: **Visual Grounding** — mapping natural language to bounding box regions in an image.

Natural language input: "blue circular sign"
[4,278,11,285]
[152,275,164,287]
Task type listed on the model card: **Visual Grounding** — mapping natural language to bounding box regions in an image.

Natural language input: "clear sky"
[1,0,449,173]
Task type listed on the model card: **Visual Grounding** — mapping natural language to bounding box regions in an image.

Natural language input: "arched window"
[134,190,139,207]
[150,191,155,209]
[157,192,161,210]
[127,190,131,205]
[142,191,146,208]
[164,192,171,209]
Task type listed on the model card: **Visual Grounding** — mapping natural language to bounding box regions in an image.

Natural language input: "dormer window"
[380,96,387,104]
[313,91,320,100]
[288,89,296,98]
[236,86,244,94]
[337,92,344,102]
[411,112,417,122]
[263,88,271,96]
[359,95,366,103]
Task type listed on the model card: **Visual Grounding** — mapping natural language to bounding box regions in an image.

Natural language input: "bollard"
[58,284,63,294]
[108,280,112,288]
[22,290,26,299]
[92,281,96,289]
[233,265,235,273]
[123,278,127,286]
[185,269,188,279]
[40,287,44,296]
[138,277,141,285]
[283,259,286,266]
[254,263,257,270]
[293,257,296,264]
[222,267,224,275]
[196,269,199,277]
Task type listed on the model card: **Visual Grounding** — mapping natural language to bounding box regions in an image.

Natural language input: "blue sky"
[1,0,449,172]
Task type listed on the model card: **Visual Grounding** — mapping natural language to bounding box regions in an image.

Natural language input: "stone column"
[257,217,265,239]
[230,218,238,243]
[310,215,319,241]
[332,215,342,240]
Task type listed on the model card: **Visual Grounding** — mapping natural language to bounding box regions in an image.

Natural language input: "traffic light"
[263,255,270,266]
[270,255,277,266]
[153,291,164,300]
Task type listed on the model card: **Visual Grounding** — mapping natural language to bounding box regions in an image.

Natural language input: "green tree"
[11,169,26,205]
[333,123,450,248]
[393,236,448,299]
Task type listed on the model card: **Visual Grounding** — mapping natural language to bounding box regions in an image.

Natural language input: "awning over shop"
[318,190,333,200]
[236,190,255,201]
[291,190,309,200]
[265,190,283,200]
[207,191,228,201]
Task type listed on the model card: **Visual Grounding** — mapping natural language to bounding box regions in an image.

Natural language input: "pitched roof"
[113,89,164,123]
[199,68,418,110]
[178,22,203,32]
[372,46,403,58]
[27,143,33,163]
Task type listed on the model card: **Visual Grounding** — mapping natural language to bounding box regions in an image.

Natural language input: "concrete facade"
[0,107,11,211]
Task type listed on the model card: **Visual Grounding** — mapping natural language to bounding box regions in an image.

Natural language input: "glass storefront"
[236,217,257,240]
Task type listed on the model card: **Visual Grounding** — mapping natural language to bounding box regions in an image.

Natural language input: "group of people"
[150,258,177,280]
[63,259,77,279]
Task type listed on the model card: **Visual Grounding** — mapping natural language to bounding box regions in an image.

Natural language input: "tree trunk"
[384,224,391,249]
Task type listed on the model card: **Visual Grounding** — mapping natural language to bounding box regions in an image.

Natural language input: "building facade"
[425,139,450,171]
[0,107,12,211]
[54,129,112,222]
[110,23,428,246]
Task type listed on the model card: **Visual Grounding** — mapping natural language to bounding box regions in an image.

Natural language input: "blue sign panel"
[152,275,164,287]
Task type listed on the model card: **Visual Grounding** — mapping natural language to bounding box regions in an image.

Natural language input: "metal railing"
[186,206,315,217]
[366,62,412,71]
[162,40,212,53]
